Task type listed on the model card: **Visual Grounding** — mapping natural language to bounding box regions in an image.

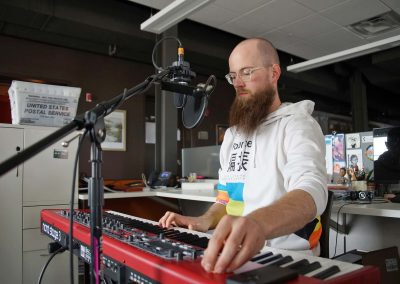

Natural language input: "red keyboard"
[40,209,379,284]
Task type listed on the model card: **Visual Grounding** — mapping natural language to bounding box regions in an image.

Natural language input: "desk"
[78,187,217,202]
[78,187,217,221]
[330,200,400,258]
[332,200,400,218]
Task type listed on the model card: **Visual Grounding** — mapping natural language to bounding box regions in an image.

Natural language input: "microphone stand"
[0,70,173,284]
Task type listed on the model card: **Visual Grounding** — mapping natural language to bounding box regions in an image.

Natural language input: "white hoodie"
[216,100,328,251]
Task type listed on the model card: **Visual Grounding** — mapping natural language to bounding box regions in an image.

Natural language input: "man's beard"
[229,85,275,136]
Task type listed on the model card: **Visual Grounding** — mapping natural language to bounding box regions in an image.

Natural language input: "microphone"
[169,46,196,109]
[162,45,217,129]
[161,78,216,129]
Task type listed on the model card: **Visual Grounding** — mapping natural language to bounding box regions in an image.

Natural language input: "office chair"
[319,190,334,258]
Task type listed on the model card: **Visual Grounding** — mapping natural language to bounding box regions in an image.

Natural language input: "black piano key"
[164,230,181,237]
[270,256,294,266]
[173,233,196,242]
[295,261,322,275]
[312,265,340,280]
[251,251,273,262]
[227,265,298,284]
[175,232,191,239]
[164,229,177,235]
[193,237,209,249]
[178,235,200,244]
[258,254,283,265]
[285,259,309,270]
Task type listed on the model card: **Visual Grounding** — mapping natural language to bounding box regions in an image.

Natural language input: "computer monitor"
[373,126,400,185]
[181,145,221,179]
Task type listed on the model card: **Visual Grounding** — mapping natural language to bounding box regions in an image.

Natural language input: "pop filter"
[182,81,215,129]
[182,92,208,129]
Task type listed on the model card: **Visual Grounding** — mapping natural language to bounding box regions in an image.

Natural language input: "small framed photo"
[102,109,126,151]
[216,124,229,145]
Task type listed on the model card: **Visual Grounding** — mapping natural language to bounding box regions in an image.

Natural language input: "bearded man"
[159,38,328,274]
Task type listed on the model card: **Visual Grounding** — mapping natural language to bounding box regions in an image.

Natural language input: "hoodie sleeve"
[282,114,328,216]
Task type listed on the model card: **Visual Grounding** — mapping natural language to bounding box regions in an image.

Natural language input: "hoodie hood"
[262,100,315,126]
[227,100,317,168]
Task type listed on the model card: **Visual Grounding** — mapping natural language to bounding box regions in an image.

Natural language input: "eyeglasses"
[225,66,265,85]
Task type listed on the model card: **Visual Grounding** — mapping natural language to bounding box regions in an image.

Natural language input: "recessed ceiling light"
[348,11,400,38]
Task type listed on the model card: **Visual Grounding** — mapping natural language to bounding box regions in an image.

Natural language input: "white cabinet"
[0,124,79,284]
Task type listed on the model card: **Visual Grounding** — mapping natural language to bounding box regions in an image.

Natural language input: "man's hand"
[158,211,210,232]
[201,215,265,274]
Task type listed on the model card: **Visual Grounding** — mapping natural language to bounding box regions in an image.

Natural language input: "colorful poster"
[347,148,363,170]
[325,135,333,176]
[333,161,346,174]
[346,133,361,149]
[332,134,345,162]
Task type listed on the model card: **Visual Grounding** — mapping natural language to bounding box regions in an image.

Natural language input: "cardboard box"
[363,247,400,284]
[334,246,400,284]
[8,80,81,127]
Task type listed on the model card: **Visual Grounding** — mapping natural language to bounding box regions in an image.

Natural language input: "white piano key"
[259,246,363,280]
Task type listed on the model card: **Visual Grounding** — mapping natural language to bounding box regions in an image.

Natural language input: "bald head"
[231,38,280,67]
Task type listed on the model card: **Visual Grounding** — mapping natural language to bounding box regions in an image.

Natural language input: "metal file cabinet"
[0,124,78,283]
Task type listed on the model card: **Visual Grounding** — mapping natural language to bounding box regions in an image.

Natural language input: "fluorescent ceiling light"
[287,34,400,73]
[141,0,213,34]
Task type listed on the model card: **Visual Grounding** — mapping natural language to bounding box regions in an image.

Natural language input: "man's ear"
[271,64,281,82]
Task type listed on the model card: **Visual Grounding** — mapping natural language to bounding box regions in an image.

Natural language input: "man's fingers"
[212,220,246,273]
[201,234,225,272]
[202,216,234,272]
[159,212,204,231]
[225,237,254,272]
[202,216,266,274]
[159,211,178,228]
[158,211,170,227]
[225,220,266,272]
[164,212,179,228]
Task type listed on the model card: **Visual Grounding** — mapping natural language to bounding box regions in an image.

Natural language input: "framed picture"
[216,124,229,145]
[102,109,126,151]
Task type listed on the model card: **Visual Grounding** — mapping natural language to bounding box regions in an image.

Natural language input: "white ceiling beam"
[140,0,214,34]
[287,34,400,73]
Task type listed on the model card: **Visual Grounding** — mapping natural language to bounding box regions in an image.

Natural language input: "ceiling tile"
[283,40,328,59]
[309,27,368,54]
[127,0,172,10]
[189,4,239,27]
[214,0,270,14]
[295,0,348,12]
[380,0,400,14]
[218,21,260,38]
[279,14,342,39]
[321,0,391,26]
[260,29,304,50]
[221,0,313,37]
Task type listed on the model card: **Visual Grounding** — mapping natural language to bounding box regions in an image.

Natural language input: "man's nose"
[233,76,245,87]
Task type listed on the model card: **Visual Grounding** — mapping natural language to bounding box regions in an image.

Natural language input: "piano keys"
[40,209,380,283]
